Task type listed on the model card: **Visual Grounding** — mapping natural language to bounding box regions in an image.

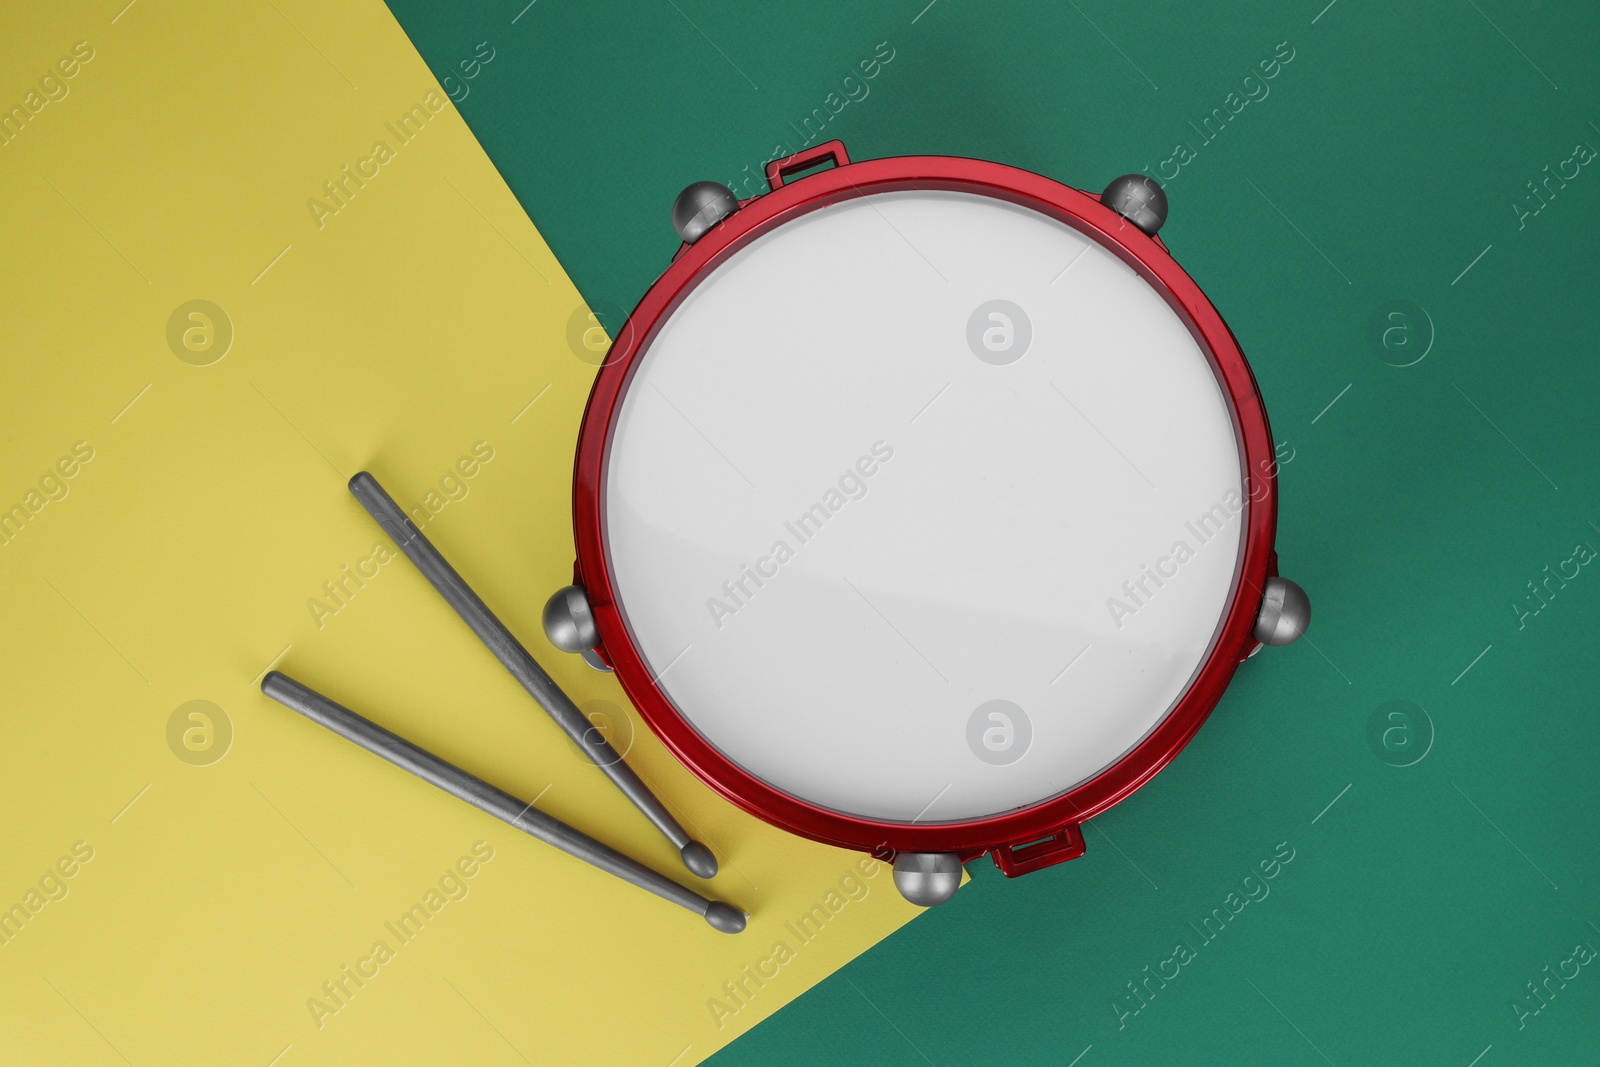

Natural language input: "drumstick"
[347,471,719,880]
[260,671,746,933]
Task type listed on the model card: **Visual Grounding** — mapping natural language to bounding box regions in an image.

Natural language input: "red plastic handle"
[765,140,851,190]
[990,824,1086,877]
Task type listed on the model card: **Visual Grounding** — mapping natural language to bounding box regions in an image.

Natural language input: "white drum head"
[603,190,1245,824]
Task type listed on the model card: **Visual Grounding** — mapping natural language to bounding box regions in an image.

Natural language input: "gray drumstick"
[260,671,746,933]
[347,471,718,880]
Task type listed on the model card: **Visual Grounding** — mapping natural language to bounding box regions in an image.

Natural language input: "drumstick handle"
[347,472,698,859]
[260,671,743,931]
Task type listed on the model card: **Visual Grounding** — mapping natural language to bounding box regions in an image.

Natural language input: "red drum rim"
[570,143,1278,873]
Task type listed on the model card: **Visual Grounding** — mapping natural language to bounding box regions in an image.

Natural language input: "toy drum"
[543,141,1309,906]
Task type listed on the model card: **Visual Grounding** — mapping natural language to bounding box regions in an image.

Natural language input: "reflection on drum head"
[603,191,1245,824]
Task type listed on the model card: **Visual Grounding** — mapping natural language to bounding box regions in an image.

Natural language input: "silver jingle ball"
[1253,576,1311,647]
[892,852,963,907]
[1101,174,1169,236]
[671,181,739,244]
[542,584,599,653]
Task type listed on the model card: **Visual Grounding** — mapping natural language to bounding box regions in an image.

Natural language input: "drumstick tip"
[704,901,747,934]
[681,840,718,879]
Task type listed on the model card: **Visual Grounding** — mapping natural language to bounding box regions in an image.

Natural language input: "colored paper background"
[0,2,933,1064]
[382,0,1600,1064]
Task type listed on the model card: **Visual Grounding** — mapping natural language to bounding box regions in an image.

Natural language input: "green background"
[382,0,1600,1062]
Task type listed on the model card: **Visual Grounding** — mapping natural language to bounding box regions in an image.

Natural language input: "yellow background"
[0,2,930,1063]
